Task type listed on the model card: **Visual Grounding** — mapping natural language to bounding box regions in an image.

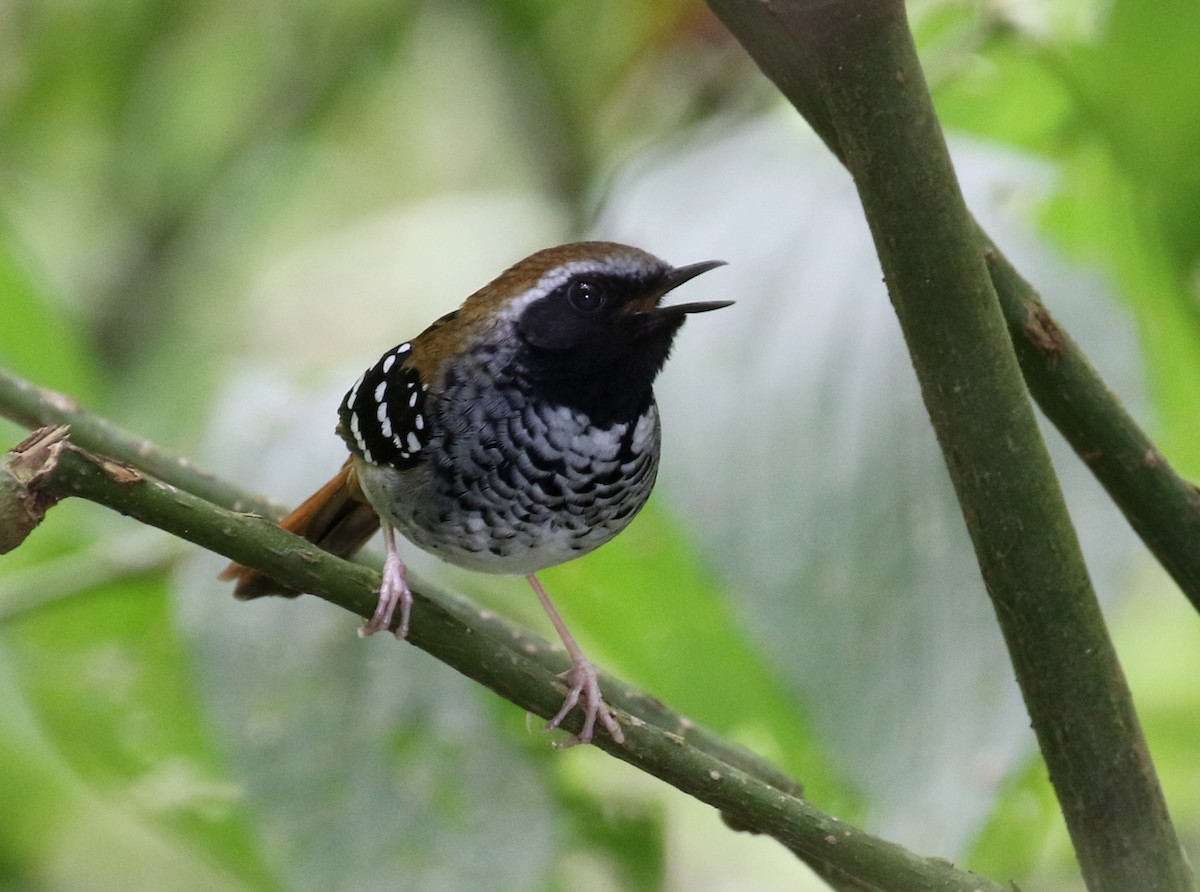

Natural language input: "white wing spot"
[408,389,419,408]
[346,377,363,409]
[397,342,412,354]
[374,381,387,402]
[406,432,421,452]
[349,412,370,458]
[382,354,396,373]
[414,414,424,431]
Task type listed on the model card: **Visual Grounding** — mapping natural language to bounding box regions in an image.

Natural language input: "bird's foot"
[358,549,411,639]
[547,656,625,747]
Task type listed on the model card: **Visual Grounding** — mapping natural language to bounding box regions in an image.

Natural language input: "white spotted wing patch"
[337,342,430,469]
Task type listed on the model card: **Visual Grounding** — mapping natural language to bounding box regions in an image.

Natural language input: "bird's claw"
[547,656,624,747]
[358,549,411,639]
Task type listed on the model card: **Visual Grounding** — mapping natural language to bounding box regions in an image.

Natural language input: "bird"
[221,241,729,745]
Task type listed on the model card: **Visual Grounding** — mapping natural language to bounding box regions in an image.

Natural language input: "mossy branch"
[0,418,1003,892]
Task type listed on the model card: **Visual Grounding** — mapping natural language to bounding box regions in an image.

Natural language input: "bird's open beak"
[627,259,732,316]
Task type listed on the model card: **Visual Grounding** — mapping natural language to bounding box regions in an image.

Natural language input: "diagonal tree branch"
[701,1,1194,889]
[704,0,1200,617]
[983,243,1200,608]
[0,422,1004,892]
[0,367,286,519]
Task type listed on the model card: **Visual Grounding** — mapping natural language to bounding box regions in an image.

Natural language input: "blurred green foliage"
[2,0,1199,890]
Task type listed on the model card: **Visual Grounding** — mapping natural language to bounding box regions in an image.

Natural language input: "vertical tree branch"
[705,0,1195,888]
[705,1,1200,617]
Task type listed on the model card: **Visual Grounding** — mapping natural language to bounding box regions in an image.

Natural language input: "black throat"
[509,322,682,428]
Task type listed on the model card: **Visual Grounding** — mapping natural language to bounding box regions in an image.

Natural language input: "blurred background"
[2,0,1199,889]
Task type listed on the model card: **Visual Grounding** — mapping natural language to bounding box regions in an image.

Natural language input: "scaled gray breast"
[400,349,662,574]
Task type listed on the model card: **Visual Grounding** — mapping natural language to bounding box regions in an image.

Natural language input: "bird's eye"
[567,279,607,314]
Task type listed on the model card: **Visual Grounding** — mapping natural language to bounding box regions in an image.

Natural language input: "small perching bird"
[222,241,729,745]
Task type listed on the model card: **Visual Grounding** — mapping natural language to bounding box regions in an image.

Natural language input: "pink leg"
[358,524,412,639]
[526,573,625,746]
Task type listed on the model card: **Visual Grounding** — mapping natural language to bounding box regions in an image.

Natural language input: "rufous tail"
[219,458,381,599]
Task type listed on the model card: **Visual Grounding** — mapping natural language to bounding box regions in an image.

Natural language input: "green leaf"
[0,648,259,892]
[933,38,1072,154]
[3,567,277,889]
[0,233,96,442]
